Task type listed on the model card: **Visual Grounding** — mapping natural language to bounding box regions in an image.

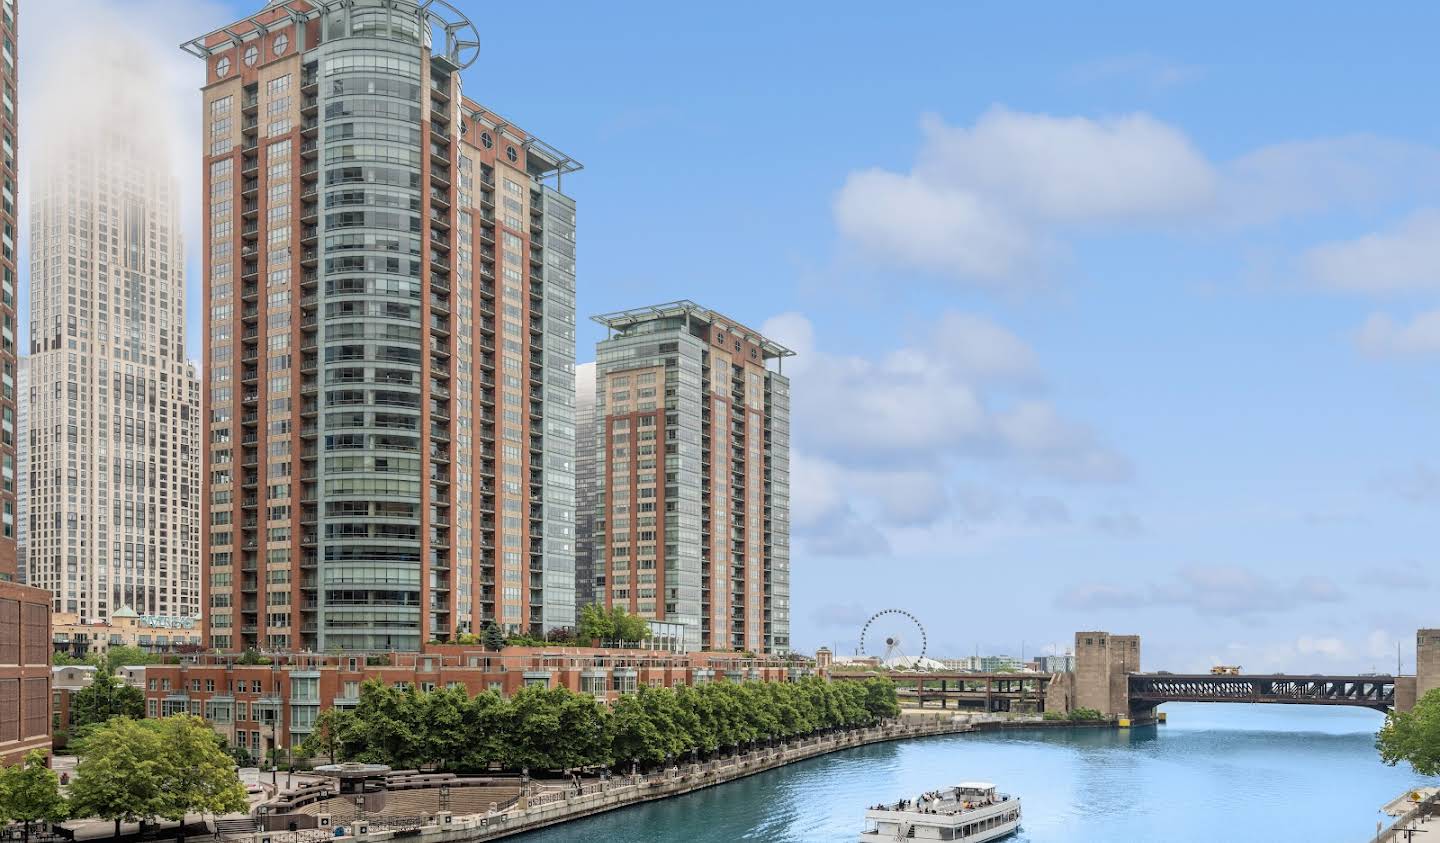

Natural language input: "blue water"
[518,704,1433,842]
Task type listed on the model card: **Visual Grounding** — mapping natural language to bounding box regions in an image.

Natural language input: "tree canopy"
[68,672,145,733]
[0,751,68,843]
[1378,688,1440,776]
[578,604,650,645]
[67,715,247,837]
[52,646,158,674]
[301,675,898,772]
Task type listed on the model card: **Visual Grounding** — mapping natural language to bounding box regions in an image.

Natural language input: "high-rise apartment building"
[0,0,49,767]
[185,0,579,653]
[0,0,17,582]
[573,361,597,620]
[15,355,24,584]
[591,303,791,654]
[27,39,202,621]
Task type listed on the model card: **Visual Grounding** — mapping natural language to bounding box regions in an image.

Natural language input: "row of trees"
[0,716,247,840]
[302,676,899,772]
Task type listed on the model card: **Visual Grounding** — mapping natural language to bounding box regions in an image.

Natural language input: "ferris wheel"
[860,609,928,669]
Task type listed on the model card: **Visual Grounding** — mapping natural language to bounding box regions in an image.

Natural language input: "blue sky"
[26,1,1440,672]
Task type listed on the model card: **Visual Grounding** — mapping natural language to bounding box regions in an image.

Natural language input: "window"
[216,56,231,77]
[243,45,259,67]
[506,146,518,163]
[480,132,493,149]
[273,32,289,55]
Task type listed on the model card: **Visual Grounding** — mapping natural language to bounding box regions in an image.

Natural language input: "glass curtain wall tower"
[592,303,791,654]
[186,0,579,653]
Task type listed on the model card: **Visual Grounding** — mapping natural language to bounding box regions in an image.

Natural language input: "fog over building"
[26,34,201,620]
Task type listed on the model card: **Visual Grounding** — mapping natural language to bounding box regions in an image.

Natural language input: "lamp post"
[439,785,450,813]
[354,794,365,822]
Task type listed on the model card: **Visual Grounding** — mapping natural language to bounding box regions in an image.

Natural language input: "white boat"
[859,782,1020,842]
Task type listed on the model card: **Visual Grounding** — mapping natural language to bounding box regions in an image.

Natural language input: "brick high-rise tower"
[591,303,792,654]
[185,0,580,652]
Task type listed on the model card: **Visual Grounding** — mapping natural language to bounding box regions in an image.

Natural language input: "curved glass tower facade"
[189,0,579,655]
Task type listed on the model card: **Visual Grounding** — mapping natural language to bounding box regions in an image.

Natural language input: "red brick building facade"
[0,581,52,764]
[142,646,811,761]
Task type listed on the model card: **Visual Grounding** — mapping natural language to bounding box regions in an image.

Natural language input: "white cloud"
[833,107,1214,283]
[1303,210,1440,294]
[771,312,1127,554]
[834,169,1036,284]
[1222,136,1440,225]
[1353,309,1440,357]
[835,108,1440,288]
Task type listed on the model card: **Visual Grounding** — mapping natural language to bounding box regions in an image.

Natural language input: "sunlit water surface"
[518,704,1431,842]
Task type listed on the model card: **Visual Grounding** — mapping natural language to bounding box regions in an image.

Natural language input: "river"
[517,704,1433,842]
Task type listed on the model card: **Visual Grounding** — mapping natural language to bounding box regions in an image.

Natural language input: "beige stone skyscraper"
[26,38,202,621]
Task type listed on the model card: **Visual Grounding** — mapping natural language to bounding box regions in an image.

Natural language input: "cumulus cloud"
[834,108,1213,283]
[1056,565,1344,617]
[769,312,1128,555]
[1303,210,1440,294]
[834,108,1440,287]
[766,312,1128,480]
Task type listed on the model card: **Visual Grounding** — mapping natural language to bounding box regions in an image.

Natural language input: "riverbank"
[306,713,1087,842]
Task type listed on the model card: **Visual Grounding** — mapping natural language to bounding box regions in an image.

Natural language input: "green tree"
[351,679,423,768]
[1378,688,1440,775]
[481,623,506,652]
[94,646,158,675]
[577,604,615,642]
[0,750,69,843]
[457,691,511,771]
[69,672,145,732]
[612,609,650,644]
[68,718,170,838]
[151,716,248,821]
[420,686,470,770]
[608,693,664,767]
[300,707,358,764]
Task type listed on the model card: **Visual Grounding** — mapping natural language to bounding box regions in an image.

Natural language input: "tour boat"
[859,782,1020,842]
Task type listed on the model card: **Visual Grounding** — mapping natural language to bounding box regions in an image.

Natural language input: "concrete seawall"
[295,718,977,843]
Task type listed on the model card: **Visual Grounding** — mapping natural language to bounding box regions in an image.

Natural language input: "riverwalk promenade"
[270,715,1017,843]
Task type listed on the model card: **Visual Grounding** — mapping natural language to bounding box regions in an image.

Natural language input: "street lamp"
[439,785,450,813]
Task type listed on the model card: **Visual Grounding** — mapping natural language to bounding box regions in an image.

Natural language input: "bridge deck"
[1128,674,1396,711]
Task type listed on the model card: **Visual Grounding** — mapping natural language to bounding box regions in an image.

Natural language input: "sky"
[22,1,1440,674]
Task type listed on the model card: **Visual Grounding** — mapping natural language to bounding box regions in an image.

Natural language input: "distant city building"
[184,0,580,651]
[26,36,202,621]
[1037,654,1076,674]
[591,302,793,654]
[574,361,598,622]
[51,607,204,659]
[14,355,24,584]
[935,655,1035,673]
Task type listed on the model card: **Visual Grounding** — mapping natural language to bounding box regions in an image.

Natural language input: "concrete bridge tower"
[1074,631,1141,717]
[1419,629,1440,701]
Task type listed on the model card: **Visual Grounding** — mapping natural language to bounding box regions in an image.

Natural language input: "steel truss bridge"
[1127,674,1396,713]
[831,672,1052,713]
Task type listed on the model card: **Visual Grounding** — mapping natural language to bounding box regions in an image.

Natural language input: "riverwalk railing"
[1374,791,1440,842]
[247,718,1007,843]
